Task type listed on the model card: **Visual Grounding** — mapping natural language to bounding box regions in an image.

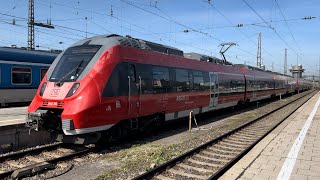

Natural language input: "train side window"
[218,74,231,94]
[169,67,177,92]
[40,68,48,81]
[188,70,194,90]
[0,66,1,85]
[102,62,128,97]
[202,71,210,91]
[129,64,136,82]
[192,70,204,91]
[176,68,189,92]
[11,67,32,85]
[153,66,170,93]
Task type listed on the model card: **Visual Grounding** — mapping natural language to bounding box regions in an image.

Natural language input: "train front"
[26,39,112,144]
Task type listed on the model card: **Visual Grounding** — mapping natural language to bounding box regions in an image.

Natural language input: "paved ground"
[0,106,27,126]
[221,92,320,180]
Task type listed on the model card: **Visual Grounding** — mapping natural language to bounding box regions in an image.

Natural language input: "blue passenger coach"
[0,47,58,106]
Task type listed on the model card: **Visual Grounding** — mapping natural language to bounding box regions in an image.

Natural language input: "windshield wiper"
[74,59,84,79]
[56,59,84,86]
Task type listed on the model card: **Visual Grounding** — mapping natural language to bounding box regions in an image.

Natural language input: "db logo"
[50,89,60,97]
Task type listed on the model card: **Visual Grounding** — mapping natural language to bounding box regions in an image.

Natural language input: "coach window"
[176,68,189,92]
[40,68,48,81]
[193,70,204,91]
[202,71,210,91]
[169,68,177,92]
[153,66,170,93]
[12,67,32,85]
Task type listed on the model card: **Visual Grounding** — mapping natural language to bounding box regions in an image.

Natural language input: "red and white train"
[26,34,312,143]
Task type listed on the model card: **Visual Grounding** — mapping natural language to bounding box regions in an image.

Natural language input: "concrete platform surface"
[221,92,320,180]
[0,106,27,126]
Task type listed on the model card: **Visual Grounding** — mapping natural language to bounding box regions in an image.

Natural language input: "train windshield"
[49,45,101,82]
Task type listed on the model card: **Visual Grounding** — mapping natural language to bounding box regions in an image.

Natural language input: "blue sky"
[1,0,319,76]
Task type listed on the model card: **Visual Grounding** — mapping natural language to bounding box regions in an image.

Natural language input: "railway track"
[0,142,95,179]
[134,91,316,180]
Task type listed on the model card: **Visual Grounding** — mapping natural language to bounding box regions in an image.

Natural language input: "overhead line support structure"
[28,0,54,50]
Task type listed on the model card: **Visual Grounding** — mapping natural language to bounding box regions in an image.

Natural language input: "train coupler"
[25,110,49,131]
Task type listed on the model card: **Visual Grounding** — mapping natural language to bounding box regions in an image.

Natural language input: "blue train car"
[0,47,58,106]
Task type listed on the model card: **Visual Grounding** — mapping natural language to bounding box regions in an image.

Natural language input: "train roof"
[0,47,59,64]
[234,64,295,78]
[71,34,184,57]
[183,52,233,65]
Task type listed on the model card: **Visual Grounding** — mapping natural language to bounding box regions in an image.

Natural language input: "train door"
[253,76,256,99]
[128,64,140,117]
[209,72,218,107]
[246,75,255,100]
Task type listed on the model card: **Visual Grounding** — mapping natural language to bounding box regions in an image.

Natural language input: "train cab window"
[12,67,32,85]
[40,68,48,81]
[153,66,170,93]
[49,45,101,82]
[176,68,189,92]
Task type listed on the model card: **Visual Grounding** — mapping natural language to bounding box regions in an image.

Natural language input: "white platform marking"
[277,96,320,180]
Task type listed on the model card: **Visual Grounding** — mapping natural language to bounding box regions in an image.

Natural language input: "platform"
[0,106,27,126]
[221,92,320,180]
[0,106,53,152]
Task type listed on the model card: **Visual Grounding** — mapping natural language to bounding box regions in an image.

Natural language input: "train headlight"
[39,82,47,96]
[66,83,80,98]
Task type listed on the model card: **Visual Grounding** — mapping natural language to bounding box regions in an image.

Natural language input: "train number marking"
[50,89,60,97]
[176,95,189,102]
[48,102,58,106]
[106,105,112,111]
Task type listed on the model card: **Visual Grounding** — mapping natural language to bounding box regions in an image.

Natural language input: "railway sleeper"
[25,156,44,163]
[239,132,265,137]
[218,141,248,149]
[173,164,210,176]
[207,148,239,156]
[155,174,175,180]
[194,154,229,164]
[42,151,61,158]
[6,160,25,169]
[201,150,235,160]
[177,163,213,173]
[11,162,53,179]
[213,144,244,152]
[240,130,268,136]
[56,148,74,153]
[167,168,207,180]
[240,128,268,133]
[222,139,251,146]
[233,132,259,138]
[228,135,257,142]
[187,158,220,168]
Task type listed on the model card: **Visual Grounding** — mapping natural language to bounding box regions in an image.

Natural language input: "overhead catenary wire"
[242,0,318,75]
[120,0,265,64]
